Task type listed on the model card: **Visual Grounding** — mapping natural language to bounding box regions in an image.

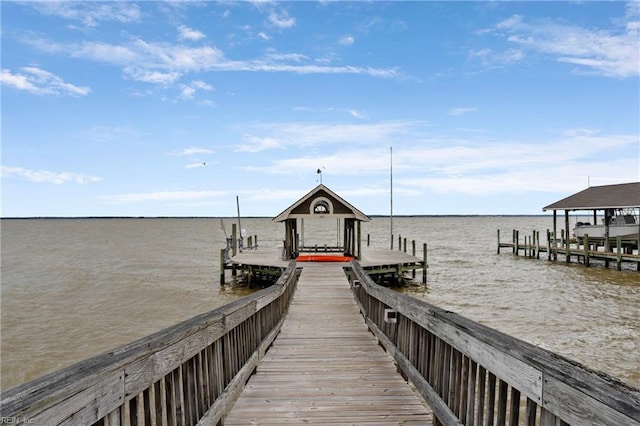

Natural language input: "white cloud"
[496,14,524,30]
[1,167,101,185]
[397,157,638,196]
[1,67,90,96]
[29,2,141,27]
[349,110,367,119]
[238,120,422,150]
[448,107,477,116]
[241,127,638,197]
[246,149,392,175]
[393,130,638,195]
[25,37,398,86]
[236,135,283,152]
[167,147,215,156]
[178,25,205,41]
[239,188,308,201]
[339,35,355,46]
[468,48,524,67]
[127,69,182,85]
[268,10,295,28]
[480,9,639,78]
[102,190,227,203]
[78,125,143,143]
[185,162,208,169]
[263,51,307,62]
[130,39,225,72]
[179,80,214,100]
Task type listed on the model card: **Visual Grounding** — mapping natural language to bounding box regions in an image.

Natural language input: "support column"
[357,220,362,259]
[564,210,570,263]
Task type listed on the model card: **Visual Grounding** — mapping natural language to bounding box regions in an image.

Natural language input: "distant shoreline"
[2,214,556,220]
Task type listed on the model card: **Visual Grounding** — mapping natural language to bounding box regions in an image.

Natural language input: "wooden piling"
[220,248,226,285]
[423,243,427,284]
[562,229,570,263]
[584,234,590,267]
[232,223,237,256]
[412,240,416,279]
[617,236,622,271]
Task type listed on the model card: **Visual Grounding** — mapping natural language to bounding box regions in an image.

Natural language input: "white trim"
[310,197,333,215]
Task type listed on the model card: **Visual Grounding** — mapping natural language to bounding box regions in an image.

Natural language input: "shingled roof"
[272,184,371,222]
[542,182,640,211]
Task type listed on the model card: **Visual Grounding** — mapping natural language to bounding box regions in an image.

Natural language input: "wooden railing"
[0,260,298,426]
[349,261,640,426]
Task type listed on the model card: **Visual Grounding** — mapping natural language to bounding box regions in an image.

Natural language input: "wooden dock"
[3,181,638,424]
[497,229,640,271]
[2,259,639,425]
[224,263,433,424]
[226,247,427,285]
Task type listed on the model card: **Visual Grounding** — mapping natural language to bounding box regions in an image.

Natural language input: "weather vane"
[316,167,325,184]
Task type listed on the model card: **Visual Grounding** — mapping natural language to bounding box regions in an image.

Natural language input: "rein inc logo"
[0,418,34,424]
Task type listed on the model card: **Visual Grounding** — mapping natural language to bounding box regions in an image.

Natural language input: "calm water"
[1,217,639,392]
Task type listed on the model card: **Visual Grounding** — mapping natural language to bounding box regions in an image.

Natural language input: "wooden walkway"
[229,248,423,269]
[224,263,433,424]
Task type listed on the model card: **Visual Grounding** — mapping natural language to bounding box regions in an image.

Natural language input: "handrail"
[349,261,640,426]
[0,260,299,425]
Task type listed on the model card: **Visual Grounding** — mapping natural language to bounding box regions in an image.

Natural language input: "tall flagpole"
[390,146,393,250]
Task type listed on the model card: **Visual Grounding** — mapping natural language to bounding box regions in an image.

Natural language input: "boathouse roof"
[542,182,640,211]
[273,184,371,222]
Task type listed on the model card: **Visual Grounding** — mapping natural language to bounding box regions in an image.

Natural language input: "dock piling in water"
[498,228,640,270]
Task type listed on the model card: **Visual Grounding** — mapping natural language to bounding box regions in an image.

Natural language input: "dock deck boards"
[230,248,423,269]
[224,263,433,425]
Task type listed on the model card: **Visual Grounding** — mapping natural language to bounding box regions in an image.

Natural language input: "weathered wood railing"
[349,261,640,426]
[0,260,298,425]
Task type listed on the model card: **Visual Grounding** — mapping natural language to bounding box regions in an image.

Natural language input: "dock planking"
[224,263,433,424]
[229,247,424,269]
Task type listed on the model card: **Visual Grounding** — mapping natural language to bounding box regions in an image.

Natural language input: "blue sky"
[1,1,639,217]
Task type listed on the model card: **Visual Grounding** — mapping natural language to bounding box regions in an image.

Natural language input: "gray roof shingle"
[543,182,640,211]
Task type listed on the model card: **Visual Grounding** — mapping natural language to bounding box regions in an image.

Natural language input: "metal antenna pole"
[390,146,393,250]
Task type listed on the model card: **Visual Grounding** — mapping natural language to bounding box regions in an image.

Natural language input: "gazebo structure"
[273,184,371,260]
[542,182,640,252]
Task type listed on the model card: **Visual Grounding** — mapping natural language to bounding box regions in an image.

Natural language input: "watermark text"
[0,417,34,424]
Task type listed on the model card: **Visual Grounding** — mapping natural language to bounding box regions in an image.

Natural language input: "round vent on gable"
[311,198,332,215]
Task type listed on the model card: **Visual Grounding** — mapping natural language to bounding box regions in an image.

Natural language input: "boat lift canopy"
[542,182,640,248]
